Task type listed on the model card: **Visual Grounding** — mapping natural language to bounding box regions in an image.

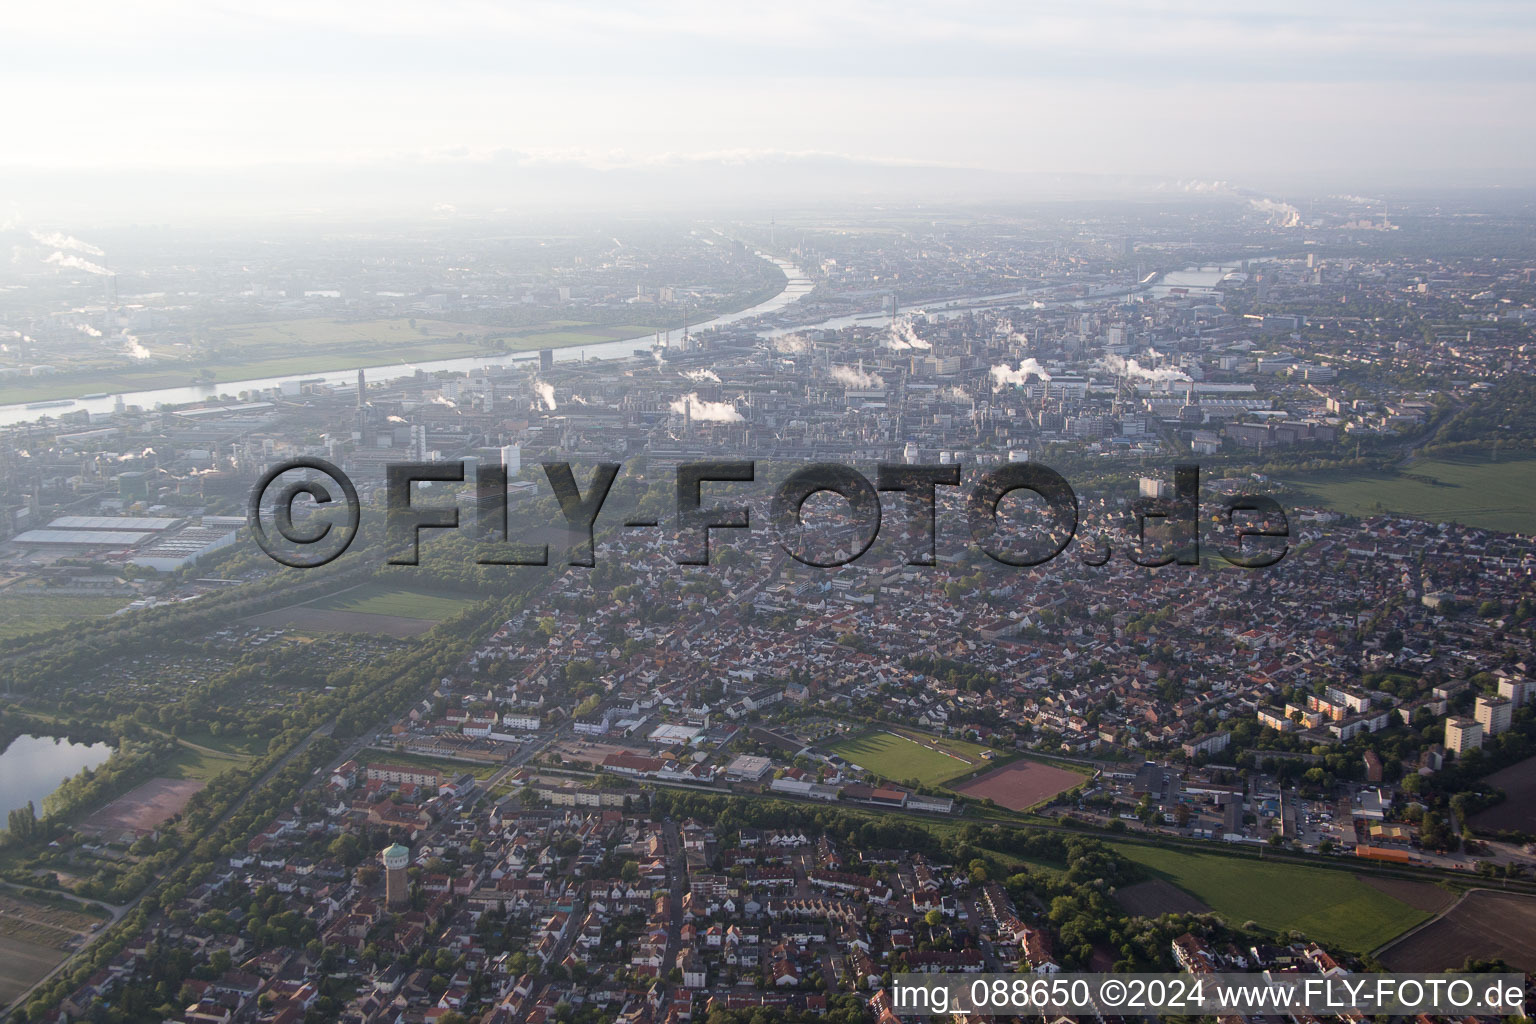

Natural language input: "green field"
[0,316,657,404]
[1114,844,1429,952]
[0,595,132,641]
[1284,455,1536,534]
[308,584,481,622]
[828,730,987,787]
[174,727,269,758]
[164,744,249,783]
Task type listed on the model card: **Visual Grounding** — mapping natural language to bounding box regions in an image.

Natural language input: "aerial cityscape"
[2,2,1536,1023]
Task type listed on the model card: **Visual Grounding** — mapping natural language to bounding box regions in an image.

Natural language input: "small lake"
[0,734,115,823]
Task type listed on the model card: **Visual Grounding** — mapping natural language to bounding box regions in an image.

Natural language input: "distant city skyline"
[2,1,1534,219]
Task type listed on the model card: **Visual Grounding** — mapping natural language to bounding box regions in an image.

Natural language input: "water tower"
[382,842,410,909]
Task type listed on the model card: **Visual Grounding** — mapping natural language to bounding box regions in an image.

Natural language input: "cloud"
[670,392,741,422]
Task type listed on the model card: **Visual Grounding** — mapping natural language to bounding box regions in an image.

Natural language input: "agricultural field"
[1282,455,1536,534]
[1113,844,1430,952]
[1379,890,1536,971]
[0,892,102,1005]
[827,730,985,787]
[509,324,658,349]
[1469,754,1536,833]
[0,316,657,403]
[1115,878,1212,917]
[955,759,1087,811]
[0,317,495,404]
[0,595,132,642]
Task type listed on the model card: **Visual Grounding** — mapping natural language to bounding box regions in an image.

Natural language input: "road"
[659,819,685,999]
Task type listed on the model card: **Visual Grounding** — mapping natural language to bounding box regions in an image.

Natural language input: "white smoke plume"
[670,392,742,423]
[771,334,808,355]
[990,359,1052,389]
[534,380,557,411]
[1248,198,1301,228]
[683,368,721,383]
[432,394,457,407]
[46,251,112,276]
[830,365,884,389]
[32,231,104,257]
[886,316,931,351]
[388,415,408,423]
[76,323,103,338]
[1105,354,1190,383]
[120,332,150,360]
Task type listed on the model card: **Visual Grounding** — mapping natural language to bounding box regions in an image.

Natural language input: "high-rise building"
[1497,675,1529,709]
[1474,695,1513,737]
[382,842,410,909]
[500,444,521,476]
[1444,716,1483,756]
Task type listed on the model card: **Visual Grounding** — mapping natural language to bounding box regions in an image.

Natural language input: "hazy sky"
[2,0,1533,215]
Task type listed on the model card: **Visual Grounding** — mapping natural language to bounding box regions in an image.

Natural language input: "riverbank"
[0,252,800,425]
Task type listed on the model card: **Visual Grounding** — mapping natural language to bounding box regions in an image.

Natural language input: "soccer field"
[827,730,985,787]
[1114,844,1429,952]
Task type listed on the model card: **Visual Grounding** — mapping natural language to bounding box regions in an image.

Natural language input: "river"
[0,734,114,823]
[0,259,1253,428]
[0,252,815,428]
